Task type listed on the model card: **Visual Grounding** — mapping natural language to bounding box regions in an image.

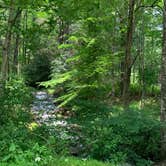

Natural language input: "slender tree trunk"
[140,19,145,108]
[13,9,22,73]
[22,10,28,65]
[161,0,166,159]
[122,0,135,108]
[1,0,14,80]
[119,17,126,96]
[13,34,19,73]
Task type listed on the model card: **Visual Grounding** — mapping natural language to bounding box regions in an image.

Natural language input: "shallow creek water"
[31,91,67,127]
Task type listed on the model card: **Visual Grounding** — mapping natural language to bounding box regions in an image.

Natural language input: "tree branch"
[12,8,22,25]
[129,52,139,70]
[135,0,162,12]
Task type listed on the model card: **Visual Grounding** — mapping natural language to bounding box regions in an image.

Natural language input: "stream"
[31,91,67,127]
[30,91,83,155]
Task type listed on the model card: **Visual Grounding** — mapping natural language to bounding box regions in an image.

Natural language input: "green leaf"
[9,143,16,152]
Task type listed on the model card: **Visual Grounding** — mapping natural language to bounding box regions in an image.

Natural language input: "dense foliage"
[0,0,165,165]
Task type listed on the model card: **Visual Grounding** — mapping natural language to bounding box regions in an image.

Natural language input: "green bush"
[0,76,33,125]
[0,77,70,165]
[0,142,53,166]
[129,83,160,98]
[24,55,51,87]
[129,83,142,97]
[70,106,160,165]
[109,111,160,165]
[0,76,34,159]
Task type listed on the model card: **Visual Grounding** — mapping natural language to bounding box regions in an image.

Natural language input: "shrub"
[109,111,160,165]
[0,76,33,125]
[70,106,161,165]
[0,143,53,166]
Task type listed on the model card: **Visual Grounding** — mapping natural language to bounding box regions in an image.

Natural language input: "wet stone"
[31,91,57,124]
[30,91,68,128]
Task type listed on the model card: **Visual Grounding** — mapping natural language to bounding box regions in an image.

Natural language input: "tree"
[13,9,22,73]
[1,0,15,80]
[122,0,135,108]
[161,0,166,159]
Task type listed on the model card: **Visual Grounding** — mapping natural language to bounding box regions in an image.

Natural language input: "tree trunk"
[23,10,28,64]
[1,0,15,80]
[122,0,135,108]
[13,9,22,73]
[161,0,166,159]
[119,16,126,96]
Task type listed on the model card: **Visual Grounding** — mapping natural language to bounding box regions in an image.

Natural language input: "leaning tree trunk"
[122,0,135,108]
[161,0,166,159]
[1,0,15,80]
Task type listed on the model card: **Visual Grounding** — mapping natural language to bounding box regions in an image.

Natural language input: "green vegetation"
[0,78,161,165]
[1,157,112,166]
[0,0,166,165]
